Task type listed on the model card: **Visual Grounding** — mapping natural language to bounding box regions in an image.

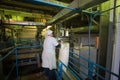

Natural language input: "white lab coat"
[42,36,58,70]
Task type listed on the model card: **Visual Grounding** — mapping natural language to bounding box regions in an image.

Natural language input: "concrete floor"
[20,72,48,80]
[17,64,48,80]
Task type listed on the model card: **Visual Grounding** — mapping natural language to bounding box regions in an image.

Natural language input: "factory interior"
[0,0,120,80]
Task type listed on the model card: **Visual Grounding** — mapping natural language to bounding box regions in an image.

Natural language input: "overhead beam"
[23,0,68,9]
[3,21,45,26]
[47,0,108,24]
[70,25,99,33]
[0,5,56,16]
[0,8,44,17]
[0,0,60,15]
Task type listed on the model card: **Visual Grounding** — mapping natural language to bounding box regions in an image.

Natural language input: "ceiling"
[0,0,102,32]
[0,0,73,17]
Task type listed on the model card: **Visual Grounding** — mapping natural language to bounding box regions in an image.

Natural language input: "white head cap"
[46,30,53,36]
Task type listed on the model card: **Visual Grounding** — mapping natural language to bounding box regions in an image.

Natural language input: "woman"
[42,29,58,80]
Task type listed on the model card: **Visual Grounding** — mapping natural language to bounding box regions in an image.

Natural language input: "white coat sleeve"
[53,38,58,46]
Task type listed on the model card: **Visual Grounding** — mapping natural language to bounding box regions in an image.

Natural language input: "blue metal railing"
[0,44,40,80]
[70,50,120,79]
[57,60,80,80]
[0,47,16,80]
[1,43,119,80]
[57,50,120,80]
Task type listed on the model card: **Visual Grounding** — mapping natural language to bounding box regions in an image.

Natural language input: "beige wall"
[20,26,37,39]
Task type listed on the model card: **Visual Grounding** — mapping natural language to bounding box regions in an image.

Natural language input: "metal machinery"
[46,0,120,80]
[0,0,120,80]
[0,0,70,79]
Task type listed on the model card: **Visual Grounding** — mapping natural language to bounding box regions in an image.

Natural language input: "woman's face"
[50,33,53,37]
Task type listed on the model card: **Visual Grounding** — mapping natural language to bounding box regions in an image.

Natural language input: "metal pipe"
[88,9,93,78]
[24,0,76,11]
[70,25,99,33]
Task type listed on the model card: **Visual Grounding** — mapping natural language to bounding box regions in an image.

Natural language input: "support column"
[111,11,120,80]
[98,1,110,78]
[105,0,116,79]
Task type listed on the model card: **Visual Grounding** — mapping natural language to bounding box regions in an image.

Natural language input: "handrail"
[0,48,16,62]
[58,60,80,80]
[57,50,120,80]
[69,50,120,79]
[0,47,16,80]
[0,45,41,80]
[17,45,40,49]
[0,46,14,53]
[69,57,94,80]
[69,54,105,80]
